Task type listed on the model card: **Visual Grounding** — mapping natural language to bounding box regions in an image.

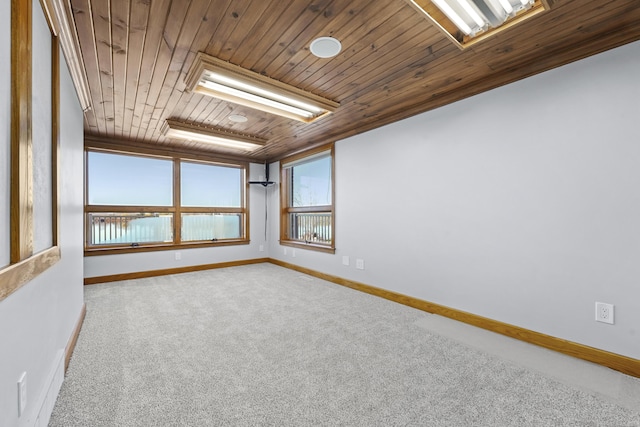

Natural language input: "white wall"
[31,3,53,253]
[269,41,640,360]
[83,162,271,278]
[0,24,85,427]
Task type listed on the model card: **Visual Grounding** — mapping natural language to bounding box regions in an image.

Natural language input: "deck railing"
[289,212,332,244]
[88,213,173,245]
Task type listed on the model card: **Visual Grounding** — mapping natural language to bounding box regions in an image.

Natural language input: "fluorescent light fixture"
[185,53,339,123]
[406,0,545,48]
[432,0,474,35]
[161,120,267,151]
[456,0,486,29]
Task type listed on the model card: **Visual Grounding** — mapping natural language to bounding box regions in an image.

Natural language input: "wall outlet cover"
[342,256,350,266]
[356,259,365,270]
[595,302,614,324]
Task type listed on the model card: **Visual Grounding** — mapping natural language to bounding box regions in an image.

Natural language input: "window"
[280,144,335,253]
[85,149,247,253]
[180,161,243,242]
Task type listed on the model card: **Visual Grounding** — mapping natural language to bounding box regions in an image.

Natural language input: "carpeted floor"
[50,263,640,426]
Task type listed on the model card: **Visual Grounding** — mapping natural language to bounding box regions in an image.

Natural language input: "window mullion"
[174,158,181,245]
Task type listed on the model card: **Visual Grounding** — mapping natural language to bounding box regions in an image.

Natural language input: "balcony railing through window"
[288,212,332,244]
[88,213,173,246]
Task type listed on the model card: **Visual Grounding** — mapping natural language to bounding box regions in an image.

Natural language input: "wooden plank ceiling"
[70,0,640,161]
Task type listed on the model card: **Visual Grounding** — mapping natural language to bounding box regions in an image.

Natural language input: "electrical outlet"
[342,256,350,266]
[174,252,181,261]
[18,372,27,417]
[356,259,365,270]
[259,245,264,252]
[595,302,614,324]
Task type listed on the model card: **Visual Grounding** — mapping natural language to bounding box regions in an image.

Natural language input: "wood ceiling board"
[260,1,357,81]
[298,2,426,92]
[268,2,375,84]
[226,0,306,68]
[109,0,128,137]
[69,0,640,161]
[132,0,189,142]
[121,0,149,140]
[72,0,106,135]
[141,0,215,142]
[239,1,337,74]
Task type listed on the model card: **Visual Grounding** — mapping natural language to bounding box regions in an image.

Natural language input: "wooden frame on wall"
[0,0,61,301]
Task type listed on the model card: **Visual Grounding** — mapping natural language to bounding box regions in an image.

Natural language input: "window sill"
[279,240,336,254]
[84,239,249,256]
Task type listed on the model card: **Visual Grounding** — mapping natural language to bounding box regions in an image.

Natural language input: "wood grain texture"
[0,247,61,301]
[52,35,60,246]
[67,0,640,161]
[11,0,34,263]
[65,303,86,372]
[269,259,640,379]
[83,257,269,284]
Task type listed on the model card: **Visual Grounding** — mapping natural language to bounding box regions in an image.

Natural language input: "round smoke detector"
[228,114,248,123]
[310,37,342,58]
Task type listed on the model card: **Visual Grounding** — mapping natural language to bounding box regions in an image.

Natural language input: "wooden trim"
[243,167,250,243]
[279,240,336,254]
[85,135,252,165]
[84,239,250,256]
[279,142,334,167]
[279,143,335,251]
[0,247,61,301]
[268,258,640,378]
[85,206,177,213]
[2,0,63,302]
[38,0,60,36]
[162,119,268,147]
[84,258,270,285]
[173,158,181,246]
[11,0,33,263]
[50,0,91,111]
[65,303,86,372]
[52,35,60,247]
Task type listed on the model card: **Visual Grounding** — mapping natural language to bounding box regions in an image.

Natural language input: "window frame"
[279,143,335,254]
[84,146,249,255]
[1,0,61,302]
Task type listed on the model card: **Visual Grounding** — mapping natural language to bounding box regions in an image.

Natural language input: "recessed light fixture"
[406,0,548,48]
[228,114,248,123]
[161,119,266,151]
[185,53,339,123]
[310,37,342,58]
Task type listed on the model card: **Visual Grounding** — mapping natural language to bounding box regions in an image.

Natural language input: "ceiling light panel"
[162,120,267,151]
[406,0,548,48]
[185,53,339,123]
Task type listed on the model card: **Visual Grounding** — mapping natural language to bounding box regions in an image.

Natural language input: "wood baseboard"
[65,303,86,372]
[268,258,640,378]
[83,258,270,285]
